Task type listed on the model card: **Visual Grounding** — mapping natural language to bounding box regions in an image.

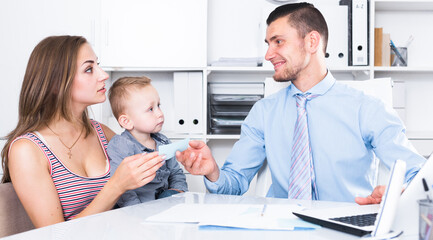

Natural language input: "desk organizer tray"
[210,105,252,117]
[211,117,244,127]
[210,94,263,105]
[210,127,241,135]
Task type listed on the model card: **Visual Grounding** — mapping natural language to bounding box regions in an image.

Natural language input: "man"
[176,3,425,203]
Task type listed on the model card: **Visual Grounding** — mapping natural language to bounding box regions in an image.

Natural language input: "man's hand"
[175,140,220,182]
[355,185,386,205]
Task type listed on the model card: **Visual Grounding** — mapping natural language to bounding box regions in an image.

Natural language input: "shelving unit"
[373,67,433,73]
[4,0,430,188]
[371,0,433,155]
[375,1,433,11]
[99,1,433,171]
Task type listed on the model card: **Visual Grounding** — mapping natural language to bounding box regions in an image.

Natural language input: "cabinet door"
[0,0,100,139]
[100,0,207,68]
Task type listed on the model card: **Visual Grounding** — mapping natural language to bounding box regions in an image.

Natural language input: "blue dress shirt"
[205,72,425,202]
[107,130,188,207]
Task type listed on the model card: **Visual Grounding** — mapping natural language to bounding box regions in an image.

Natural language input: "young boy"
[107,76,188,207]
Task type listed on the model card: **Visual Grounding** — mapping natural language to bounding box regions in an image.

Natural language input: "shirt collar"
[289,70,336,97]
[121,130,168,152]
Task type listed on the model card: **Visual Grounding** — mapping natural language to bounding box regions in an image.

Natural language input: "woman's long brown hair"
[1,35,94,183]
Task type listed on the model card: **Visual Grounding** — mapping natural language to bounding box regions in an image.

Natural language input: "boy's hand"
[175,140,220,182]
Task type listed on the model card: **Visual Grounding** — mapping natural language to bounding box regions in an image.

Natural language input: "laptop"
[293,156,433,237]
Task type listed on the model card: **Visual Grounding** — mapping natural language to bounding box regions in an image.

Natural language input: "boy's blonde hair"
[108,76,152,120]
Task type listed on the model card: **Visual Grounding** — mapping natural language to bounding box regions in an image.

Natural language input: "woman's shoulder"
[11,133,37,147]
[9,133,48,166]
[90,120,116,141]
[11,132,40,148]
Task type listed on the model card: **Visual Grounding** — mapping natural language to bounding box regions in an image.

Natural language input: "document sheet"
[144,203,320,231]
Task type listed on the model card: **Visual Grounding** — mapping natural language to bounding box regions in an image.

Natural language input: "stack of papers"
[144,204,320,231]
[210,57,263,67]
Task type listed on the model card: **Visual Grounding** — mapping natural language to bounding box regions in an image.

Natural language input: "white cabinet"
[100,0,207,68]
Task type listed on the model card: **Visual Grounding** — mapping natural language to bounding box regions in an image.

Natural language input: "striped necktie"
[288,93,319,200]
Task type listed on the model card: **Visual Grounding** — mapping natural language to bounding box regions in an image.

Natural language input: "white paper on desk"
[144,204,320,231]
[145,204,249,223]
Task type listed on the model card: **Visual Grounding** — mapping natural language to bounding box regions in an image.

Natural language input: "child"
[107,76,188,207]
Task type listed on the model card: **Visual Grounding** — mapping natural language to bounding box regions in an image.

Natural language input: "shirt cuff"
[170,183,188,192]
[204,172,225,193]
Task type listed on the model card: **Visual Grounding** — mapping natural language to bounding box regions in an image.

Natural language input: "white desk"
[4,193,417,240]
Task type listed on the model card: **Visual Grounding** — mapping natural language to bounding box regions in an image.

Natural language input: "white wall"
[0,0,101,178]
[1,0,432,177]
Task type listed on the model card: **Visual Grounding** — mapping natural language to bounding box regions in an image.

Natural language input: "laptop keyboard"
[330,213,378,227]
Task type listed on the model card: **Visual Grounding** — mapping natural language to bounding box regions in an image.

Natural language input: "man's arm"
[356,97,425,204]
[205,103,268,195]
[177,102,268,195]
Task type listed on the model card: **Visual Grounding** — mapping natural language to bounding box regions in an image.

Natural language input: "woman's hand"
[110,152,165,194]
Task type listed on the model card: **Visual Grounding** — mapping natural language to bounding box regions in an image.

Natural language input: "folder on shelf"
[374,28,383,66]
[173,72,189,133]
[318,4,349,68]
[374,28,391,67]
[188,72,204,133]
[382,33,391,67]
[350,0,369,66]
[173,72,204,134]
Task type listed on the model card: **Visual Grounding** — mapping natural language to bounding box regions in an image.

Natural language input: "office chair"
[255,78,394,197]
[0,182,34,238]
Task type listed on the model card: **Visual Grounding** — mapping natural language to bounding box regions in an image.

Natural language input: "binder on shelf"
[188,72,204,133]
[173,72,189,133]
[318,4,349,68]
[374,28,383,66]
[173,72,204,134]
[374,27,391,67]
[382,33,391,67]
[350,0,369,66]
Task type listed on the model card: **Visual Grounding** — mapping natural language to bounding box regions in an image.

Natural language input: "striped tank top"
[14,120,111,220]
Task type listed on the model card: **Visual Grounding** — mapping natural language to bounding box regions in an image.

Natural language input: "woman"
[1,35,165,228]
